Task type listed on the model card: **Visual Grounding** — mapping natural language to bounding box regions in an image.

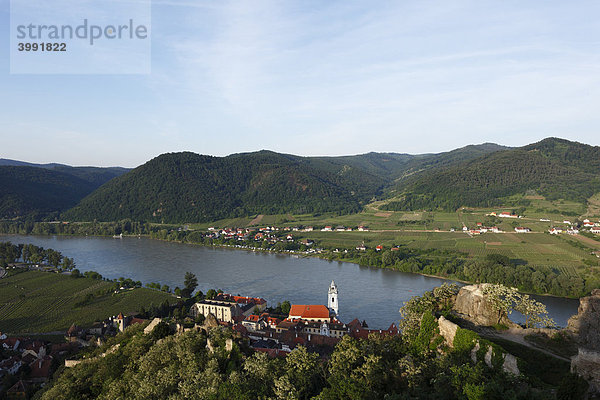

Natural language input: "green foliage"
[557,373,589,400]
[453,327,479,353]
[0,164,126,220]
[38,323,563,400]
[413,312,440,354]
[383,138,600,211]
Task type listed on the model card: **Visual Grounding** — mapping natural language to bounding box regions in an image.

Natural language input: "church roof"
[288,304,330,320]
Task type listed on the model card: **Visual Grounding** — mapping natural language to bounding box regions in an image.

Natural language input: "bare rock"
[453,284,512,327]
[203,313,219,328]
[503,353,519,376]
[438,316,458,347]
[569,289,600,393]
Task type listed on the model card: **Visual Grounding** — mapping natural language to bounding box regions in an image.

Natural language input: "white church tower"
[328,280,339,315]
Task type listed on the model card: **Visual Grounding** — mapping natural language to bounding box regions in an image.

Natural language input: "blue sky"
[1,0,599,167]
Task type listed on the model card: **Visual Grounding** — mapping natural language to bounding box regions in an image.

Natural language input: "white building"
[328,280,339,315]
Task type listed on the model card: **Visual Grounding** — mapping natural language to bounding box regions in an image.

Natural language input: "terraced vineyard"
[0,271,177,333]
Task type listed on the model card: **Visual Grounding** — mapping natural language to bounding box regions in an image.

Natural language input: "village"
[0,280,398,397]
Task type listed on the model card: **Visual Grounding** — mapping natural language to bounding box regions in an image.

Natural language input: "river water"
[1,235,580,329]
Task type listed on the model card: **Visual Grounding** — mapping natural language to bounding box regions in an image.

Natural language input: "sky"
[1,0,599,167]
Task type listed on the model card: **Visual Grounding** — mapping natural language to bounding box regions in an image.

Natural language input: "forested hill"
[383,138,600,211]
[62,151,382,223]
[0,166,98,219]
[61,143,509,223]
[0,159,129,187]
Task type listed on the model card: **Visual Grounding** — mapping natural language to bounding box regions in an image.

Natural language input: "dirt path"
[572,234,600,250]
[479,327,571,362]
[248,214,264,226]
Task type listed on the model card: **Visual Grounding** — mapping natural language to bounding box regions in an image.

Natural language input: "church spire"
[328,280,338,315]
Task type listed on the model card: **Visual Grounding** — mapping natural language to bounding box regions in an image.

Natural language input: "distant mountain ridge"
[0,161,130,219]
[5,138,596,222]
[61,143,506,223]
[382,138,600,211]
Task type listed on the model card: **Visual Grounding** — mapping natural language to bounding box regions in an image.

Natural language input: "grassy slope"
[0,271,176,334]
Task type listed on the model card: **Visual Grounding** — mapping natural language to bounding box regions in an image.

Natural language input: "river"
[1,235,580,329]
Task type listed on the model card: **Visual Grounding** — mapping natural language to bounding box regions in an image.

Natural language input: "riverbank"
[1,232,588,300]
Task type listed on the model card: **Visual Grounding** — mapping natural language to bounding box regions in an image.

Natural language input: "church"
[280,280,345,338]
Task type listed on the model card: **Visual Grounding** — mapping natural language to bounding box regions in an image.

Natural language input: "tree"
[182,272,198,298]
[483,284,556,328]
[61,257,75,270]
[514,293,556,328]
[281,300,291,315]
[206,289,217,299]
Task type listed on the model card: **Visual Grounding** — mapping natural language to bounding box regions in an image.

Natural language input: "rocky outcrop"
[438,316,458,346]
[452,284,514,327]
[437,316,519,376]
[568,289,600,393]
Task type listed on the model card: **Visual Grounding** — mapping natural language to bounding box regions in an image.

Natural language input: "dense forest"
[0,163,129,220]
[1,143,504,223]
[383,138,600,211]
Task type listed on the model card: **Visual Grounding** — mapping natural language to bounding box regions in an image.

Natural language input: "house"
[0,356,22,375]
[215,294,267,315]
[357,226,368,231]
[583,221,595,227]
[514,227,531,233]
[275,320,300,333]
[190,299,243,323]
[375,245,383,252]
[355,244,366,251]
[287,305,331,322]
[498,212,518,218]
[1,337,21,351]
[590,227,600,234]
[6,380,27,399]
[563,220,572,225]
[303,226,314,232]
[549,228,563,235]
[335,226,346,232]
[242,315,268,332]
[321,226,332,232]
[566,228,580,235]
[300,238,314,246]
[462,226,469,232]
[111,313,147,332]
[490,227,502,233]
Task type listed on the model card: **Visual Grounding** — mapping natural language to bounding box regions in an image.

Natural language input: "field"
[0,271,177,334]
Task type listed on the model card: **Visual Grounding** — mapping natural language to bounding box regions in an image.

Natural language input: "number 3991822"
[18,43,66,51]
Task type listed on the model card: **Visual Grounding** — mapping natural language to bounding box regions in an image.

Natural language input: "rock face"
[438,316,458,347]
[452,284,512,327]
[437,316,520,376]
[568,289,600,393]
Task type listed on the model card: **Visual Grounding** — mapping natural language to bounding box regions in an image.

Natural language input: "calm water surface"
[1,235,580,329]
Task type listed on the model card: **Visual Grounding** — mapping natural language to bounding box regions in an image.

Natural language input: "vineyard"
[0,271,177,334]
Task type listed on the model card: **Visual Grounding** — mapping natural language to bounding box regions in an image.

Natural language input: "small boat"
[113,233,123,239]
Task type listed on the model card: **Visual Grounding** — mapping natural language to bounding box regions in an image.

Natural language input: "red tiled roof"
[288,305,330,320]
[245,315,260,322]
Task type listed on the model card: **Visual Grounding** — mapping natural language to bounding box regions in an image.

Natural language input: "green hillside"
[62,151,377,223]
[383,138,600,211]
[62,144,506,224]
[0,166,98,219]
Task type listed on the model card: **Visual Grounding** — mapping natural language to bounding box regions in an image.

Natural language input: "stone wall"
[568,289,600,393]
